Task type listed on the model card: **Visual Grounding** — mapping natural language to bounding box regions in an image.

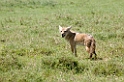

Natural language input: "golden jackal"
[59,25,97,59]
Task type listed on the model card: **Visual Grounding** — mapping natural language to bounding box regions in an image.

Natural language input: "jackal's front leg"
[70,43,77,57]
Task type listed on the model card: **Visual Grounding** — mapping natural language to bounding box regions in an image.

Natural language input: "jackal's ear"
[67,26,72,30]
[59,25,62,31]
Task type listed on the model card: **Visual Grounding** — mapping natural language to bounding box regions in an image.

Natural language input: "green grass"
[0,0,124,82]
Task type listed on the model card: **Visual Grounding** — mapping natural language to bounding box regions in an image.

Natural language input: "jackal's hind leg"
[93,51,97,59]
[90,53,93,59]
[85,46,90,53]
[86,46,92,58]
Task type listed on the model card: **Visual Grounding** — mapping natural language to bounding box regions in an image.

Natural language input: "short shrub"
[42,56,87,73]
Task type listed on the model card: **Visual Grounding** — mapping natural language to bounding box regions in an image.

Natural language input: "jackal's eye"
[60,31,62,32]
[64,31,67,32]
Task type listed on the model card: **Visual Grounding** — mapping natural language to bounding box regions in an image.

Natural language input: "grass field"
[0,0,124,82]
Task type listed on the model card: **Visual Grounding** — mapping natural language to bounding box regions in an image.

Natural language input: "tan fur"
[59,25,97,59]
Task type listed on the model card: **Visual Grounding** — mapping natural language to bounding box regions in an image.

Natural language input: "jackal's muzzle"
[62,34,65,38]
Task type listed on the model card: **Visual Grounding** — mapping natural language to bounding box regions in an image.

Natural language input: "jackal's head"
[59,25,72,38]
